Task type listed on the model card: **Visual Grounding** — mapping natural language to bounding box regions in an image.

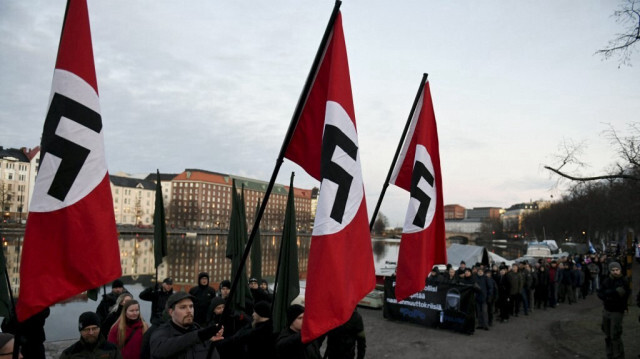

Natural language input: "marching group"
[55,272,364,359]
[427,251,638,358]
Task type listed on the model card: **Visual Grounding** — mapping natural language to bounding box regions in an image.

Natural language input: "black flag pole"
[226,0,342,305]
[369,73,429,231]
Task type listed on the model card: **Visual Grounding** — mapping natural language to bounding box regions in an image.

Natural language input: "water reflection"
[0,233,524,341]
[0,232,311,341]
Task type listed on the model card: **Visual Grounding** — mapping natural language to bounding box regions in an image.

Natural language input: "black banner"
[383,277,476,334]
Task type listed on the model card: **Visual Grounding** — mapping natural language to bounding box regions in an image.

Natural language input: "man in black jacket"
[190,272,217,326]
[325,309,366,359]
[96,279,126,323]
[60,312,122,359]
[597,262,631,359]
[140,277,174,326]
[276,305,322,359]
[150,292,224,359]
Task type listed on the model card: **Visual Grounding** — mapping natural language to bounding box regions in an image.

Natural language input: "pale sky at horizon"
[1,1,638,227]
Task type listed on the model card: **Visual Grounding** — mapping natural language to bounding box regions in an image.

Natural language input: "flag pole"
[369,73,429,231]
[227,0,342,305]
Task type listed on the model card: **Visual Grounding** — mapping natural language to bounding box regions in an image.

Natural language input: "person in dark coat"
[259,279,274,303]
[206,297,250,358]
[140,277,174,326]
[534,265,549,309]
[325,309,366,359]
[276,305,322,359]
[485,270,498,326]
[474,267,490,330]
[1,303,49,359]
[496,266,511,322]
[97,279,127,323]
[230,301,277,359]
[597,262,631,359]
[149,292,224,359]
[189,272,217,326]
[60,312,122,359]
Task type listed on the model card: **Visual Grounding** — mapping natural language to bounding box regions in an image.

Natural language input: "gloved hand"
[198,324,222,341]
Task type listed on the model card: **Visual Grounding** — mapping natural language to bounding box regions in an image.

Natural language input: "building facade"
[467,207,503,220]
[0,146,38,223]
[168,169,313,233]
[110,175,157,226]
[444,204,466,220]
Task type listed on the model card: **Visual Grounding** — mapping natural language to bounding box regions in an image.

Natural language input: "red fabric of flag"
[285,12,375,343]
[17,0,121,321]
[389,81,447,302]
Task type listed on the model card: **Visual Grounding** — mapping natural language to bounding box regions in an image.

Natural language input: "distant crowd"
[425,252,633,333]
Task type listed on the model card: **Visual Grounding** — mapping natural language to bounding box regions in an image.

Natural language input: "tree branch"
[543,165,640,182]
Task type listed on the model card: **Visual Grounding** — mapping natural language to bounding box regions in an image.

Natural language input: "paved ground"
[45,264,640,358]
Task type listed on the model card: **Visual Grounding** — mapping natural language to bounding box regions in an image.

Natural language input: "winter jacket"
[231,319,277,359]
[108,319,146,359]
[326,311,366,359]
[474,275,490,303]
[140,286,173,326]
[150,321,220,359]
[598,274,631,313]
[189,284,216,326]
[276,328,322,359]
[97,292,120,323]
[60,336,123,359]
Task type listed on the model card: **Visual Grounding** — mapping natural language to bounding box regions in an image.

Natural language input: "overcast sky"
[1,1,639,226]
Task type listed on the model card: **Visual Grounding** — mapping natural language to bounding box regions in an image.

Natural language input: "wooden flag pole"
[226,0,342,306]
[369,73,429,231]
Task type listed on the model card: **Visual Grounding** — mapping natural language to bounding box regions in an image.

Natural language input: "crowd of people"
[1,252,636,358]
[427,251,637,358]
[53,272,364,359]
[430,253,631,328]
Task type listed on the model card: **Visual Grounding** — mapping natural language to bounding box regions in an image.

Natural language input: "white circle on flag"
[30,69,107,212]
[403,144,437,233]
[312,101,364,236]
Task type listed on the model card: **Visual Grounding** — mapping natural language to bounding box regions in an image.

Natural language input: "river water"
[0,231,525,341]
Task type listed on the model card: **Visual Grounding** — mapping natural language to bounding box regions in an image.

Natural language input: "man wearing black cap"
[60,312,122,359]
[597,261,631,359]
[96,279,127,323]
[219,280,231,299]
[140,277,174,326]
[150,292,224,359]
[276,305,322,359]
[189,272,217,326]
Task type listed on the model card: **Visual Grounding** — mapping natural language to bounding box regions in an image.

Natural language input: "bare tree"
[373,212,389,236]
[544,123,640,182]
[596,0,640,66]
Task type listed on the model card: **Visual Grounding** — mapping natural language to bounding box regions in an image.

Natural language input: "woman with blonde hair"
[107,299,148,359]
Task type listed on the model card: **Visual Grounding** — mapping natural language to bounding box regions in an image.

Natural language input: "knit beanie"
[609,262,621,271]
[286,304,305,327]
[254,301,271,318]
[78,312,100,331]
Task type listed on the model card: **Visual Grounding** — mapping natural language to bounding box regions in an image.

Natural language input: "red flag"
[284,12,375,342]
[389,79,447,301]
[17,0,121,321]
